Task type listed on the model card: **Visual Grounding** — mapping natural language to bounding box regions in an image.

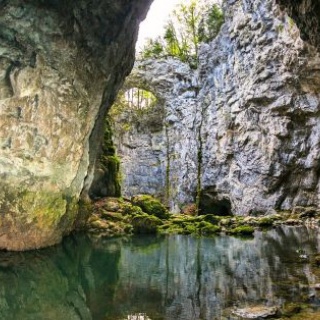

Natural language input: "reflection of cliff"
[114,227,320,319]
[0,235,121,320]
[0,227,319,319]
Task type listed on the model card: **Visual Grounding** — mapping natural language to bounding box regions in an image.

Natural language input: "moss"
[200,224,220,235]
[120,203,144,216]
[165,124,170,203]
[75,197,93,230]
[196,220,220,235]
[20,190,69,230]
[131,214,162,234]
[312,254,320,267]
[99,118,121,197]
[132,195,169,219]
[229,225,255,236]
[256,216,274,227]
[100,211,123,222]
[158,223,185,235]
[298,207,317,219]
[183,224,198,234]
[198,214,220,225]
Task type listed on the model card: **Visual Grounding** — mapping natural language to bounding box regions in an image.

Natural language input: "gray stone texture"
[114,0,320,215]
[0,0,152,250]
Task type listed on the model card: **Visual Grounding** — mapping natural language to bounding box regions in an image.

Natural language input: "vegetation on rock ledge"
[139,0,224,68]
[87,196,320,241]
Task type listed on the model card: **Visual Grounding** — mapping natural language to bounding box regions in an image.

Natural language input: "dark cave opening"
[198,187,232,216]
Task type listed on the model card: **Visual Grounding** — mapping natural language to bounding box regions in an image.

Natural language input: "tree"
[198,3,224,43]
[139,0,224,67]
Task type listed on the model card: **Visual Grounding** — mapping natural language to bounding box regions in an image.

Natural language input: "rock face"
[277,0,320,49]
[0,0,152,250]
[112,60,199,211]
[113,0,320,215]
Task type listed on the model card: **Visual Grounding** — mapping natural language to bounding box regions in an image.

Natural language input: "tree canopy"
[139,0,224,68]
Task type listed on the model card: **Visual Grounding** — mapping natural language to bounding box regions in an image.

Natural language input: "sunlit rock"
[113,0,320,215]
[232,306,278,319]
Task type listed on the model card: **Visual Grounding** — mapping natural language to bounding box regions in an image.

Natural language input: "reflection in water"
[0,226,320,319]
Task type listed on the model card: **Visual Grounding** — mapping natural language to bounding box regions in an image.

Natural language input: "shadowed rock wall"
[0,0,152,250]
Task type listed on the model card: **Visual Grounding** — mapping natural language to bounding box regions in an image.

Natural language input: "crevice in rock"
[165,123,171,205]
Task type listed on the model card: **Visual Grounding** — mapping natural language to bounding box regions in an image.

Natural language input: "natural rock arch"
[112,0,320,217]
[0,0,320,250]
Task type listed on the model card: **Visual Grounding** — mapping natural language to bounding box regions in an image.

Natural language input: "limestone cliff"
[113,0,320,215]
[0,0,152,250]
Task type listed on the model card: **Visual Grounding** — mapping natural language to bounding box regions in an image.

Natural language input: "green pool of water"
[0,225,320,319]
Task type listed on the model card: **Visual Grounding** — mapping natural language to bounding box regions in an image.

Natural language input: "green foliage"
[198,4,224,43]
[132,195,169,219]
[109,87,159,137]
[98,118,121,197]
[110,88,157,118]
[142,38,165,59]
[139,0,224,67]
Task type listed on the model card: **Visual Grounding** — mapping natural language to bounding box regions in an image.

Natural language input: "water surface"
[0,226,320,319]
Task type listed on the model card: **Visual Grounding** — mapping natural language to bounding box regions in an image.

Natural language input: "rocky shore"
[87,195,320,240]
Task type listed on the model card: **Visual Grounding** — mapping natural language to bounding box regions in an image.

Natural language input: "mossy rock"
[200,224,220,235]
[281,302,302,317]
[100,197,121,212]
[229,226,255,236]
[312,254,320,267]
[132,195,169,219]
[183,224,198,235]
[100,210,123,222]
[220,218,232,227]
[131,215,163,234]
[198,214,220,225]
[158,223,185,235]
[120,203,144,216]
[298,207,317,219]
[171,216,192,227]
[256,216,274,227]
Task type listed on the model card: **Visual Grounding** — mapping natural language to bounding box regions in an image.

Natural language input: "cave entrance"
[198,187,232,216]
